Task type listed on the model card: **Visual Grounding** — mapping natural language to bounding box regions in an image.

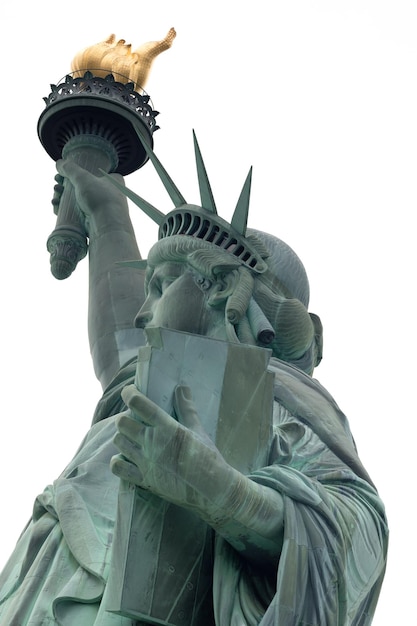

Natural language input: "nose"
[134,292,156,329]
[134,307,152,329]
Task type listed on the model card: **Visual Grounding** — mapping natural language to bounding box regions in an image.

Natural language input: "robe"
[0,357,388,625]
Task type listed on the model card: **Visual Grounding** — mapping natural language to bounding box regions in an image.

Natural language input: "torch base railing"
[38,72,159,279]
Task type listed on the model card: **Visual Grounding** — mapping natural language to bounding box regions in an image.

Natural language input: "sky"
[1,1,416,623]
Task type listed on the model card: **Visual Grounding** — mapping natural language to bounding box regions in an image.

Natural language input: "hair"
[145,233,322,374]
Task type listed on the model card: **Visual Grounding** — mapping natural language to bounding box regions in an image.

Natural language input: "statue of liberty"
[0,29,388,626]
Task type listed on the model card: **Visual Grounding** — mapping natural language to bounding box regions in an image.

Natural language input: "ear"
[309,312,323,366]
[206,270,239,308]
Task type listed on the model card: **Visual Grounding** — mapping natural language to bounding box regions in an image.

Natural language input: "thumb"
[56,159,96,187]
[174,385,205,433]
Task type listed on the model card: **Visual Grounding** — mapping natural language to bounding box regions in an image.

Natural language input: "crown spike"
[192,130,217,214]
[231,167,252,235]
[117,259,148,269]
[99,169,165,225]
[133,122,187,207]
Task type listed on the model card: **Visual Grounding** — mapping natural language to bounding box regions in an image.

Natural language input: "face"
[134,262,218,336]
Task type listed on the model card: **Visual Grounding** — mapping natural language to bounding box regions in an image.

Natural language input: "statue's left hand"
[111,384,237,516]
[113,384,285,564]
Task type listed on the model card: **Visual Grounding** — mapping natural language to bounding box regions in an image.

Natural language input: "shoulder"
[269,357,374,485]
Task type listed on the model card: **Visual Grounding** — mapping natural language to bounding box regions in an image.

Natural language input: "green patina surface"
[0,128,387,625]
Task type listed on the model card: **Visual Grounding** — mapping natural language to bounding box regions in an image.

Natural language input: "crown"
[102,127,269,274]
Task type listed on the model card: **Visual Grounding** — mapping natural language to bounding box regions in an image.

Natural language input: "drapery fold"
[0,357,387,625]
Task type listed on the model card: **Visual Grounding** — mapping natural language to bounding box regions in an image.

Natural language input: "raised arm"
[55,160,146,389]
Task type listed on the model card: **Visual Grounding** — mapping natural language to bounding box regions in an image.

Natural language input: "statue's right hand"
[54,159,129,234]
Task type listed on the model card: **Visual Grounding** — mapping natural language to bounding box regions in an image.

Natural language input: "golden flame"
[71,27,176,92]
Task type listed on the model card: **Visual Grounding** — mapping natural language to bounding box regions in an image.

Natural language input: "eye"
[147,275,163,296]
[161,278,176,292]
[151,280,161,295]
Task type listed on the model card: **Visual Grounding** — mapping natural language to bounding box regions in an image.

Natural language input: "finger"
[56,159,97,187]
[115,412,145,440]
[173,385,203,431]
[121,385,168,427]
[51,182,64,209]
[113,430,142,462]
[110,454,144,485]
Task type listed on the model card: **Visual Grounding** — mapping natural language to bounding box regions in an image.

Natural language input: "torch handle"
[47,174,88,280]
[47,140,116,280]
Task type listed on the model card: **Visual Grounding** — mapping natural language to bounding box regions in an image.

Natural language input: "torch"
[37,29,175,280]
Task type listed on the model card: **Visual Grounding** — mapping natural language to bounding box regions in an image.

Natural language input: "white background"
[1,1,415,623]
